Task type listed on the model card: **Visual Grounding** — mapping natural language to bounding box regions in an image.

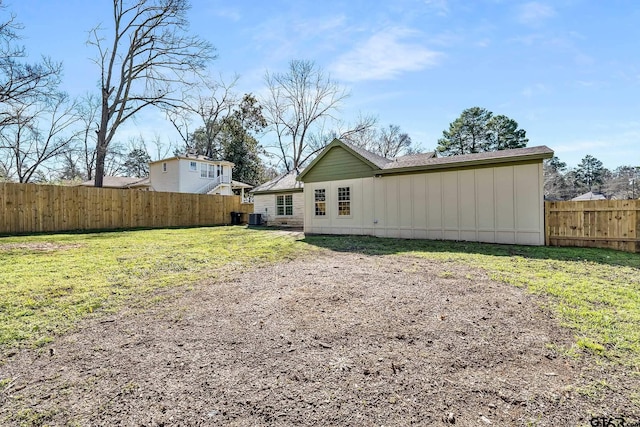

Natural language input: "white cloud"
[213,7,241,22]
[518,2,555,26]
[424,0,450,16]
[330,28,443,81]
[521,83,550,97]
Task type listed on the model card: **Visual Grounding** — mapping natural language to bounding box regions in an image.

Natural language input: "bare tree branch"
[88,0,216,187]
[263,60,349,172]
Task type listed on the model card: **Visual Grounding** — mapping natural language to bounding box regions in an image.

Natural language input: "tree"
[543,156,570,200]
[88,0,215,187]
[73,93,100,180]
[437,107,527,156]
[184,93,269,184]
[219,94,267,184]
[166,76,238,158]
[263,59,349,171]
[123,147,151,177]
[486,115,528,150]
[575,154,605,191]
[0,92,80,183]
[604,166,640,199]
[0,2,62,128]
[370,124,415,158]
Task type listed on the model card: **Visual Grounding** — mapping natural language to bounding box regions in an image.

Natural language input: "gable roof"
[298,138,553,182]
[80,176,150,188]
[387,151,437,168]
[251,170,304,194]
[297,139,387,181]
[571,191,607,201]
[340,140,392,169]
[378,145,554,173]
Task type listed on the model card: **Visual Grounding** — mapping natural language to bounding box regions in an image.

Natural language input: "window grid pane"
[276,194,293,216]
[338,187,351,216]
[314,189,326,216]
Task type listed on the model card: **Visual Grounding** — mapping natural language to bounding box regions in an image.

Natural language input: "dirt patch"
[1,251,637,426]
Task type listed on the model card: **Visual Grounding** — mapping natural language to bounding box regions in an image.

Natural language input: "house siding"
[254,191,304,227]
[149,161,180,192]
[149,158,233,195]
[301,146,376,182]
[303,162,545,245]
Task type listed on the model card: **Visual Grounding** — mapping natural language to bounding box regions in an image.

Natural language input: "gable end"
[300,146,377,182]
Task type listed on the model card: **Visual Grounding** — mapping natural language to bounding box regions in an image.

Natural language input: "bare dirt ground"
[1,248,638,426]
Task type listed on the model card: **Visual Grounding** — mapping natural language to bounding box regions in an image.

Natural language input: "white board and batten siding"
[303,162,545,245]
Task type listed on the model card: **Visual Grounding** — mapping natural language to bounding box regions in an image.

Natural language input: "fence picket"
[0,182,254,235]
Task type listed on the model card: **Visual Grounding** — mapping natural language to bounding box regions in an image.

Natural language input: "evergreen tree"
[437,107,528,156]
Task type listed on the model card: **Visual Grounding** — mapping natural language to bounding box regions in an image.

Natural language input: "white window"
[276,194,293,216]
[162,162,167,172]
[338,187,351,216]
[189,161,197,171]
[200,163,207,178]
[208,164,215,178]
[314,189,326,216]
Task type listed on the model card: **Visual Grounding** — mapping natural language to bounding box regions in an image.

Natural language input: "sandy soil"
[1,249,638,426]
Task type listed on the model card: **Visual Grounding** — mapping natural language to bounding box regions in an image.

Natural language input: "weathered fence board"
[545,200,640,253]
[0,182,254,235]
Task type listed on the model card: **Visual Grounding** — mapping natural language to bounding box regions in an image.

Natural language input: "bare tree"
[0,92,80,182]
[166,75,238,157]
[0,2,62,128]
[74,93,101,180]
[87,0,215,187]
[307,113,378,156]
[263,60,349,171]
[372,124,415,158]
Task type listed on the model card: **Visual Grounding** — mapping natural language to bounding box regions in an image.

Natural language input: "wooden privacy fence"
[545,199,640,253]
[0,182,254,235]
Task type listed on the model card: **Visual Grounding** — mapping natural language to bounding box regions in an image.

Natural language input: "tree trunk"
[94,142,106,187]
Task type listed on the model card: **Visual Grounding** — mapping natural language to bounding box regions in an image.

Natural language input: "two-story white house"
[148,154,235,195]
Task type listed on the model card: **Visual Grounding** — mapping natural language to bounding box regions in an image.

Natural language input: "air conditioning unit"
[248,213,262,226]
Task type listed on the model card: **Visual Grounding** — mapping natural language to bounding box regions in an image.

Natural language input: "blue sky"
[7,0,640,170]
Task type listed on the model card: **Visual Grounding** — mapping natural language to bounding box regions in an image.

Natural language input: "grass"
[0,227,307,349]
[2,227,639,372]
[303,235,640,369]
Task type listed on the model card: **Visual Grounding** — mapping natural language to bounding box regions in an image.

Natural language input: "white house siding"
[149,161,180,192]
[253,192,304,227]
[303,162,545,245]
[149,158,233,195]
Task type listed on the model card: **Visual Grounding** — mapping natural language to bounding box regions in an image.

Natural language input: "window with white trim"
[338,187,351,216]
[200,163,207,178]
[208,164,216,178]
[276,194,293,216]
[314,189,326,216]
[189,161,197,171]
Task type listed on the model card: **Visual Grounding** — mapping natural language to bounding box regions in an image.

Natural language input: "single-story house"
[297,139,554,245]
[251,170,304,227]
[571,191,606,201]
[80,176,150,189]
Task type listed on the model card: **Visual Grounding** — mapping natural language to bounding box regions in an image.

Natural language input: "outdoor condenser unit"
[248,213,262,226]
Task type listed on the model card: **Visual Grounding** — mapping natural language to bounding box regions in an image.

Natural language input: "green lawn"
[0,227,307,349]
[1,227,639,371]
